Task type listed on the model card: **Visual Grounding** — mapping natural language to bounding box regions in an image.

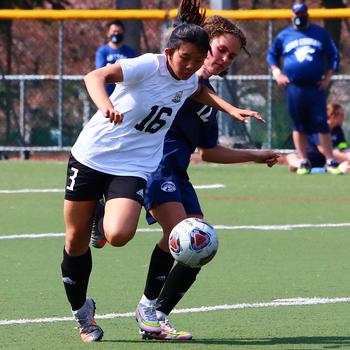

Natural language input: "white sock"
[140,294,157,307]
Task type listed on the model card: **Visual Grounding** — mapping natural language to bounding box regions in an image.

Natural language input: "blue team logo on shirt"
[161,181,176,192]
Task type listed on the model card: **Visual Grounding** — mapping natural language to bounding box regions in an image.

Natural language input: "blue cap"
[292,3,308,13]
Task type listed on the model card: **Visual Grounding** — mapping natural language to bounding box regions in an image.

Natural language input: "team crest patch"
[161,181,176,192]
[172,91,183,103]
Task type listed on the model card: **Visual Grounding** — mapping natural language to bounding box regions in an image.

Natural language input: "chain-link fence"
[1,13,350,153]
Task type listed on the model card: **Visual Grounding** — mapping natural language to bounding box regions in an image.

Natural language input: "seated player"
[286,103,349,173]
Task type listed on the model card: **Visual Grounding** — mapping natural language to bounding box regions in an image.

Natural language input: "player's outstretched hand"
[254,150,279,167]
[229,107,265,124]
[103,108,124,124]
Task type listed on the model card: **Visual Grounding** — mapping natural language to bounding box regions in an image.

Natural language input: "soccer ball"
[168,217,219,268]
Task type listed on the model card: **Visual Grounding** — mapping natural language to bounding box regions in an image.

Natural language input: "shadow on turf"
[102,336,350,347]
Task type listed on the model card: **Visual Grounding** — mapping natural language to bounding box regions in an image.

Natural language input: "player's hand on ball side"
[104,108,124,124]
[229,107,265,124]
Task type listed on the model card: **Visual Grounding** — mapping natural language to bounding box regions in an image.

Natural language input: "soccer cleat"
[326,159,343,175]
[296,160,311,175]
[72,298,104,343]
[140,318,192,340]
[135,302,161,334]
[90,199,107,248]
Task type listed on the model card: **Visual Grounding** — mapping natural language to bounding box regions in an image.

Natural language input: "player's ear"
[165,47,173,58]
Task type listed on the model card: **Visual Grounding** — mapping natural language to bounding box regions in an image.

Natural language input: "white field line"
[1,296,350,326]
[0,184,225,194]
[0,189,64,193]
[1,222,350,240]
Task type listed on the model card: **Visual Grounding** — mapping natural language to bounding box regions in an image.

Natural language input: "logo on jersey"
[294,46,315,62]
[172,91,183,103]
[136,189,144,198]
[161,181,176,192]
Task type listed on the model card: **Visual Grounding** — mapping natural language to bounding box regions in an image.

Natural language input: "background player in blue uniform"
[267,3,340,175]
[95,20,136,95]
[135,15,279,340]
[286,103,349,173]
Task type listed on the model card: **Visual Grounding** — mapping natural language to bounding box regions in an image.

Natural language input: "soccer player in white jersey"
[61,0,264,343]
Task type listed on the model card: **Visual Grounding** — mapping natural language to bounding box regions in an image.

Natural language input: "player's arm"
[266,36,289,86]
[84,63,124,124]
[191,84,265,124]
[318,69,334,90]
[198,145,279,167]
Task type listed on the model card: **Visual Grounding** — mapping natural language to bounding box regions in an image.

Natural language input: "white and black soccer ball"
[168,217,219,268]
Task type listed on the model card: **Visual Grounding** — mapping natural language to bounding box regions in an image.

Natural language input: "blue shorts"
[144,168,203,225]
[286,83,329,134]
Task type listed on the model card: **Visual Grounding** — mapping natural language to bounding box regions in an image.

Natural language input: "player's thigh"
[103,198,142,246]
[64,199,98,255]
[103,175,146,246]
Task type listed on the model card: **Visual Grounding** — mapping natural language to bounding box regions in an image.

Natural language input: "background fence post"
[58,20,64,148]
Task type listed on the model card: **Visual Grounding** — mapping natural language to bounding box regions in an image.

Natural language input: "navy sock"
[157,263,201,315]
[143,245,175,300]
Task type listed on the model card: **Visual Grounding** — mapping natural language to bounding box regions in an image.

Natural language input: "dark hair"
[167,0,210,55]
[167,23,211,55]
[203,15,249,57]
[175,0,206,27]
[106,20,125,31]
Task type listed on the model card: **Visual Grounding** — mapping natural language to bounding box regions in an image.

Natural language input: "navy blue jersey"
[95,44,136,95]
[160,79,219,178]
[307,126,348,166]
[267,23,339,85]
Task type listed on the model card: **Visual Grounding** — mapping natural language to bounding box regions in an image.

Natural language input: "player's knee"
[105,229,135,247]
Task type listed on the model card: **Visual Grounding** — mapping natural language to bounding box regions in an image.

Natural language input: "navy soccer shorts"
[64,154,146,205]
[144,169,203,225]
[286,83,329,134]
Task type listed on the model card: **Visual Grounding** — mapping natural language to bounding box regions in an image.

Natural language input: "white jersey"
[72,53,199,180]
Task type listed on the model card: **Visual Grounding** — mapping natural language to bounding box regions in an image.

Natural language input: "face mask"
[293,15,308,28]
[110,33,124,44]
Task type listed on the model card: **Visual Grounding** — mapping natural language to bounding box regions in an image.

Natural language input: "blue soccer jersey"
[267,23,339,84]
[164,80,219,176]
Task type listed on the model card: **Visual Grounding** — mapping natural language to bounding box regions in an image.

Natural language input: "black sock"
[143,245,175,300]
[157,263,201,315]
[98,218,104,234]
[61,247,92,311]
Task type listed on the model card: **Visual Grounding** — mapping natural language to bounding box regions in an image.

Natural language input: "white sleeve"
[118,53,158,84]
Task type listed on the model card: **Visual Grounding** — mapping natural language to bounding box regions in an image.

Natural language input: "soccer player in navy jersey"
[132,16,279,340]
[267,2,341,175]
[95,20,136,96]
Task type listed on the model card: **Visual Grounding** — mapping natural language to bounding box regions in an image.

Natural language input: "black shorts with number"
[64,154,146,205]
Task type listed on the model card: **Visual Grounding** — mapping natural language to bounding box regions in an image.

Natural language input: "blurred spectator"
[95,20,136,95]
[267,2,341,175]
[286,103,349,174]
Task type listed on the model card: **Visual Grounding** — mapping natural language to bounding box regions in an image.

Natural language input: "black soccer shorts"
[64,154,146,205]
